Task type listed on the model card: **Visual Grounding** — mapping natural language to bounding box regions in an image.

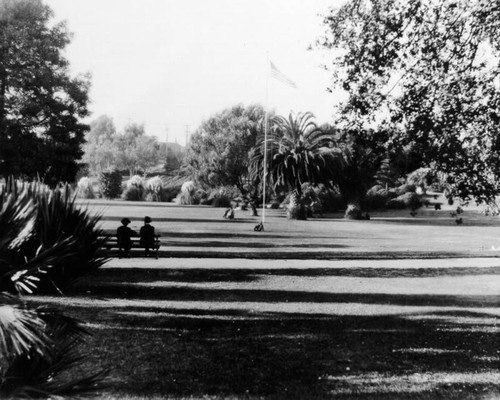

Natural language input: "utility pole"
[185,124,190,147]
[164,126,169,169]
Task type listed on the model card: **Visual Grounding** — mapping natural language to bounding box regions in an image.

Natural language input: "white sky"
[45,0,344,145]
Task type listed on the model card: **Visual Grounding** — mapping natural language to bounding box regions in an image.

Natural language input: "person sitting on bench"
[140,216,156,257]
[117,218,136,258]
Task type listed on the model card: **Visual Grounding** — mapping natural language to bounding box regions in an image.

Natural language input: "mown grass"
[29,201,500,399]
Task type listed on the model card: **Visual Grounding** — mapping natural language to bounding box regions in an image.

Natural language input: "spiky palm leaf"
[0,294,50,364]
[0,182,36,251]
[1,181,108,294]
[0,295,106,398]
[0,179,107,398]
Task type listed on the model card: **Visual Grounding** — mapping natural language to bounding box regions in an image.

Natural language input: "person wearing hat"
[140,216,156,257]
[117,217,136,258]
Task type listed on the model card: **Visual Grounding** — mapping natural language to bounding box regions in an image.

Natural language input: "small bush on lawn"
[208,186,238,208]
[77,176,95,199]
[315,185,346,213]
[363,185,389,210]
[146,176,163,202]
[122,175,146,201]
[98,168,122,199]
[163,185,181,202]
[122,186,144,201]
[175,181,197,205]
[386,192,422,210]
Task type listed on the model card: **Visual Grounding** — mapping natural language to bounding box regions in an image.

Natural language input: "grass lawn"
[27,200,500,399]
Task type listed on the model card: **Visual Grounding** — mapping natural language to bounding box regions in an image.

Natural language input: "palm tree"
[0,181,106,398]
[251,112,344,220]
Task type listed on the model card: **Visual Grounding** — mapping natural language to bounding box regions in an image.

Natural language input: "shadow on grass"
[95,266,500,282]
[69,283,500,308]
[66,305,500,399]
[164,241,349,249]
[370,217,500,227]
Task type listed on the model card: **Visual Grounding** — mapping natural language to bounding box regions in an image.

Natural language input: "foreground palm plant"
[251,112,344,219]
[2,180,107,293]
[0,181,106,398]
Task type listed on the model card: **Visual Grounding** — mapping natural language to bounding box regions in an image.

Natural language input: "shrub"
[127,175,145,189]
[146,176,163,202]
[175,181,196,205]
[163,186,180,202]
[399,192,422,210]
[77,177,95,199]
[122,186,144,201]
[122,175,146,201]
[363,185,389,210]
[98,168,122,199]
[208,186,238,208]
[386,192,422,210]
[313,185,346,213]
[386,197,406,209]
[395,183,416,196]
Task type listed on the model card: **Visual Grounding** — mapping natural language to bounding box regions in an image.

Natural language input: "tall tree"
[184,104,267,196]
[82,115,117,175]
[319,0,500,205]
[0,0,90,185]
[114,122,160,176]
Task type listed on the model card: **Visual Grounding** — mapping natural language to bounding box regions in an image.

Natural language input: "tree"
[184,104,267,196]
[134,134,161,173]
[251,112,344,220]
[82,115,117,175]
[163,145,183,174]
[0,0,90,186]
[319,0,500,206]
[335,128,390,218]
[114,123,160,176]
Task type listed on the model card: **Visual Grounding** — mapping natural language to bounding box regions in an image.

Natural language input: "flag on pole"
[270,61,298,89]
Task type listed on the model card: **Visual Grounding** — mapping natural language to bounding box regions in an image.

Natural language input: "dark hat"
[121,218,131,225]
[144,216,152,223]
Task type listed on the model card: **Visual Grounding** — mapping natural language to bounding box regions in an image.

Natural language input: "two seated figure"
[116,216,156,257]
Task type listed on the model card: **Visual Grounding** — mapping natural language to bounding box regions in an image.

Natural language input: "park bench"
[99,234,161,259]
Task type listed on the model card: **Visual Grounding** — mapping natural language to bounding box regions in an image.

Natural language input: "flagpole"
[262,58,270,227]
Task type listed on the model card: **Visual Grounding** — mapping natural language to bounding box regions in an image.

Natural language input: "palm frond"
[0,294,50,362]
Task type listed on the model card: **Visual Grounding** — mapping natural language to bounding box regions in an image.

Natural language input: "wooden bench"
[99,234,161,259]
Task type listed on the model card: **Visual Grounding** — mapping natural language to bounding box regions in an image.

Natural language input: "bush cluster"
[77,176,95,199]
[364,183,422,211]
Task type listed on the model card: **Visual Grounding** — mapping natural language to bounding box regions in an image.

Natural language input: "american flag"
[270,62,298,89]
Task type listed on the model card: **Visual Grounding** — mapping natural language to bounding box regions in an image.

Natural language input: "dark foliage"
[98,168,123,199]
[0,0,90,185]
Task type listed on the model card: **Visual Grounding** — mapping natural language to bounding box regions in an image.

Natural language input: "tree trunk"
[287,189,307,220]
